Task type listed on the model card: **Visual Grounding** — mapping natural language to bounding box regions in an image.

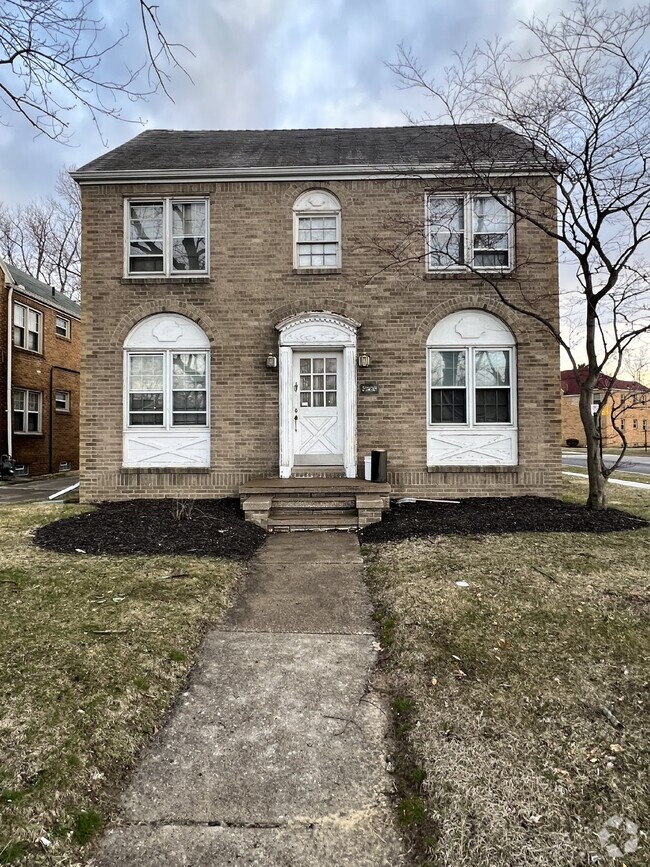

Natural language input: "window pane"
[130,203,163,241]
[28,392,40,412]
[130,413,164,426]
[173,391,207,412]
[475,388,510,423]
[13,325,24,346]
[172,353,206,389]
[326,392,337,406]
[130,393,164,412]
[313,392,324,407]
[300,392,311,406]
[326,358,337,373]
[27,331,39,351]
[430,350,466,387]
[129,255,164,273]
[473,197,509,234]
[172,202,206,236]
[14,391,25,411]
[326,375,336,389]
[313,359,324,373]
[300,359,311,373]
[473,250,509,267]
[28,310,39,331]
[431,388,467,423]
[172,413,207,425]
[14,305,24,326]
[172,238,206,272]
[27,412,39,432]
[13,411,24,431]
[475,350,510,387]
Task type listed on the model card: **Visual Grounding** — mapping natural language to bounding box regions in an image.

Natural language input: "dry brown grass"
[0,502,242,866]
[364,479,649,866]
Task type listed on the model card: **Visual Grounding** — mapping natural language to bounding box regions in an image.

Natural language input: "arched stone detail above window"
[276,311,360,348]
[292,190,341,213]
[427,309,515,347]
[124,312,210,350]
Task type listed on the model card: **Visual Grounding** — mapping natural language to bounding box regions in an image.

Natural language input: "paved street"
[563,452,650,476]
[0,474,79,505]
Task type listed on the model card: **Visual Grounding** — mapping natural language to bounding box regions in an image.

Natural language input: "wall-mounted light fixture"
[357,351,371,368]
[266,353,278,369]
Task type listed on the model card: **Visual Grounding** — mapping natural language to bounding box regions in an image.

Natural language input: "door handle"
[294,410,298,432]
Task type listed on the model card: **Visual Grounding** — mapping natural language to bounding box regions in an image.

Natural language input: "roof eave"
[71,160,552,184]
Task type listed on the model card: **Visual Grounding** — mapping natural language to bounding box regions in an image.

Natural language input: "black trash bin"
[370,449,387,483]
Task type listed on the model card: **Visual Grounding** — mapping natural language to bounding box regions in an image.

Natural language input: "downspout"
[5,280,12,457]
[49,365,80,473]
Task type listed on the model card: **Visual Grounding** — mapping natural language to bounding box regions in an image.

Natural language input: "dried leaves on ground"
[0,502,243,866]
[34,497,266,559]
[364,481,650,867]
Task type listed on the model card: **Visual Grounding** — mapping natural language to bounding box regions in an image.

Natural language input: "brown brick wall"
[2,280,80,476]
[79,176,562,501]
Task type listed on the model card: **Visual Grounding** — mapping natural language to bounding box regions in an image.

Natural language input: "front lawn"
[0,502,243,866]
[364,480,649,866]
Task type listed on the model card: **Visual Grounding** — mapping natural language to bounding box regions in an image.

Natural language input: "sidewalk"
[95,533,403,866]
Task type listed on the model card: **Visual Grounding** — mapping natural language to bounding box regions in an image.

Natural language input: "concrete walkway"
[96,533,403,866]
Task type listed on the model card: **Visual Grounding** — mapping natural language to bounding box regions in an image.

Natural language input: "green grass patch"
[0,501,242,865]
[364,478,650,867]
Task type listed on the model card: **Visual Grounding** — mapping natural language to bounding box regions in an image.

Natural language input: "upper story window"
[426,193,514,272]
[13,303,42,352]
[55,315,71,338]
[55,390,71,412]
[126,198,208,276]
[293,190,341,269]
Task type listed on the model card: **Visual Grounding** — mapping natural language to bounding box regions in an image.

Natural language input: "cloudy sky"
[0,0,553,206]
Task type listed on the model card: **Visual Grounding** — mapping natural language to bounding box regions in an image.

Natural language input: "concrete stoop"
[239,477,391,531]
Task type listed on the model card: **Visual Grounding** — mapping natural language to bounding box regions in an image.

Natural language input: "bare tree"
[0,0,189,143]
[0,168,80,297]
[383,0,650,509]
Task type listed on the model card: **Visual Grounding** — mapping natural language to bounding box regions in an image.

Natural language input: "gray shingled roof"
[4,262,80,317]
[74,124,546,177]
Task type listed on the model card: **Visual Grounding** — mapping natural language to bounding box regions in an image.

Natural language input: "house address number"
[359,383,379,394]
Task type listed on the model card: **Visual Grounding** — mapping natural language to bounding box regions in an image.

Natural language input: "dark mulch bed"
[34,498,267,559]
[359,495,648,543]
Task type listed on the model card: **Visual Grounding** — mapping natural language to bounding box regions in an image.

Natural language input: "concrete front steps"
[239,477,391,532]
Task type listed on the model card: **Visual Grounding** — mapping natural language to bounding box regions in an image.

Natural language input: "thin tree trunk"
[579,389,607,510]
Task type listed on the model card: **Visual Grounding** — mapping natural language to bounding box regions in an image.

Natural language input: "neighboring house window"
[126,352,208,427]
[293,190,341,268]
[14,389,41,433]
[55,316,71,338]
[426,310,517,466]
[620,419,626,431]
[427,193,514,271]
[126,198,208,276]
[13,303,42,352]
[55,390,70,412]
[643,419,647,431]
[632,418,638,429]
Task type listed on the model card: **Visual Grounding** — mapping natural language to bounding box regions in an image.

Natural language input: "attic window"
[126,198,208,276]
[293,190,341,269]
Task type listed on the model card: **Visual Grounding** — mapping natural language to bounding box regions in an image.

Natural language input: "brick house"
[561,368,650,449]
[1,260,81,476]
[72,125,561,525]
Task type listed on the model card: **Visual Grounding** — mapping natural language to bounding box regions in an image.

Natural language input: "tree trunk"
[579,389,607,510]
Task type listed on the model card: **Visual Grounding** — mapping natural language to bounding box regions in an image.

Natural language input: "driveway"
[0,474,79,505]
[562,451,650,476]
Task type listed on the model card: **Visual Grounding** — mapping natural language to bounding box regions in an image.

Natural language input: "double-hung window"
[427,193,513,271]
[126,198,208,276]
[55,390,71,412]
[13,303,42,351]
[55,316,71,338]
[14,389,41,433]
[127,351,208,428]
[293,190,341,269]
[429,348,512,425]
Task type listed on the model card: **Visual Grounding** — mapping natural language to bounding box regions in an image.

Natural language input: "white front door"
[293,351,344,466]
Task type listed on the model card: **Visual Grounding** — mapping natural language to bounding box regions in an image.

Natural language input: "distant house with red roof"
[561,367,650,448]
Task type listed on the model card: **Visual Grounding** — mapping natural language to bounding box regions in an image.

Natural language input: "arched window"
[426,310,517,466]
[293,190,341,269]
[123,313,210,468]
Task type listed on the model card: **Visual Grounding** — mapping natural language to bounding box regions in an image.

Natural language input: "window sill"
[423,270,515,280]
[119,466,211,474]
[55,334,72,342]
[120,276,211,285]
[14,431,44,437]
[427,464,518,473]
[292,267,342,275]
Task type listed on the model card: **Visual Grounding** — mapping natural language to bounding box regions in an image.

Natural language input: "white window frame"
[292,190,341,270]
[14,388,42,434]
[124,197,210,277]
[55,315,71,339]
[55,390,71,413]
[426,192,515,273]
[13,303,42,352]
[427,347,516,428]
[124,349,210,431]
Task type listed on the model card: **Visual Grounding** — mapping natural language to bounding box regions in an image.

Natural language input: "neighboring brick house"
[561,368,650,448]
[1,260,81,476]
[71,125,561,513]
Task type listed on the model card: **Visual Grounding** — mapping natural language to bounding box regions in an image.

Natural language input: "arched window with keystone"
[292,190,341,269]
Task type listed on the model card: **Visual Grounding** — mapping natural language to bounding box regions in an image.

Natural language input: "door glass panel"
[326,358,337,373]
[313,375,324,390]
[313,358,324,373]
[300,358,311,373]
[300,392,311,406]
[313,392,324,407]
[300,376,310,390]
[326,375,336,389]
[326,392,337,406]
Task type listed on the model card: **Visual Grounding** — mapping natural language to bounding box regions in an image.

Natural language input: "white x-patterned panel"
[123,430,210,467]
[427,429,517,466]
